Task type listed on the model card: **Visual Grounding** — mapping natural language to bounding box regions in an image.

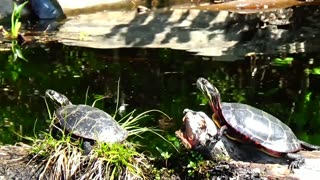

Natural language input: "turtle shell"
[219,102,301,153]
[55,104,128,143]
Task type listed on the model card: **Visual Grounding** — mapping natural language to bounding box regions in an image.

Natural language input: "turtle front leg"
[285,153,305,172]
[214,125,228,141]
[83,141,93,155]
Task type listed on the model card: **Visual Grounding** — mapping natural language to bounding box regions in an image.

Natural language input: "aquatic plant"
[0,1,28,38]
[11,40,28,61]
[156,147,172,167]
[271,57,294,66]
[0,2,29,62]
[11,1,29,39]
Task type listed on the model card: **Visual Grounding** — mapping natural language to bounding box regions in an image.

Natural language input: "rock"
[31,0,65,19]
[0,0,13,21]
[0,0,65,23]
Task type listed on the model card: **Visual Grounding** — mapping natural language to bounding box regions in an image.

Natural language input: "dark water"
[1,42,320,147]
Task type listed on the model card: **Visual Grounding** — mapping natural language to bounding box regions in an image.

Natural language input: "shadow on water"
[0,42,320,148]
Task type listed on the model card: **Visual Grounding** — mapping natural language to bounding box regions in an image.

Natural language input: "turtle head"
[196,78,221,112]
[45,89,72,107]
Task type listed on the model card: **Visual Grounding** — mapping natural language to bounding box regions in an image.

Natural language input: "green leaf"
[14,1,29,17]
[271,57,294,66]
[305,92,312,103]
[311,66,320,75]
[11,1,29,38]
[11,40,28,62]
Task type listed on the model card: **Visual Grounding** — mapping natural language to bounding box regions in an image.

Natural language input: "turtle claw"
[288,159,304,173]
[286,153,305,172]
[214,133,222,141]
[215,125,227,141]
[212,131,223,143]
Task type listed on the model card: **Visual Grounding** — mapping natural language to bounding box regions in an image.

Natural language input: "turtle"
[175,109,219,150]
[45,89,128,154]
[176,109,296,165]
[196,77,320,170]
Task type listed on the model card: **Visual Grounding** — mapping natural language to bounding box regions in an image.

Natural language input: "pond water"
[1,42,320,148]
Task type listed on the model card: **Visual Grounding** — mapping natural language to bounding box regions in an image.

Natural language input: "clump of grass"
[119,109,178,151]
[27,114,152,179]
[26,83,177,179]
[90,142,148,179]
[26,107,174,179]
[26,128,83,179]
[28,133,149,179]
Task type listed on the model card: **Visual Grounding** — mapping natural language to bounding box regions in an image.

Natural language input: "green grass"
[25,99,175,179]
[24,82,179,179]
[26,113,151,179]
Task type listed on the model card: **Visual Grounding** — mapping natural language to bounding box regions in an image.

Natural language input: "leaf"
[311,66,320,75]
[11,1,29,38]
[271,57,294,66]
[15,1,29,18]
[11,40,28,62]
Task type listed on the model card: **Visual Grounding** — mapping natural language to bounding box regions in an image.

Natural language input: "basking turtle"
[45,89,128,154]
[175,109,219,149]
[196,77,320,169]
[176,109,295,165]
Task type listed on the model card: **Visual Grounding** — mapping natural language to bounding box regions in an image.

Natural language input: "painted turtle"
[196,77,320,169]
[175,109,219,149]
[45,89,128,153]
[176,109,296,165]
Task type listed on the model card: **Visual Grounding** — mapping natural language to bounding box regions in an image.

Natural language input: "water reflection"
[0,42,319,146]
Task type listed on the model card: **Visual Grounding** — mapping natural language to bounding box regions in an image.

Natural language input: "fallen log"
[56,5,320,60]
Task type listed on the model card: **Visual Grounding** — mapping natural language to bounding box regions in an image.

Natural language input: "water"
[1,42,320,146]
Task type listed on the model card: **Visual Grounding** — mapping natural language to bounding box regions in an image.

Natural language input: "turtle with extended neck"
[45,89,128,154]
[195,77,320,170]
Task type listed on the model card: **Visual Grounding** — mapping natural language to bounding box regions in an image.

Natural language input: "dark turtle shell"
[55,104,128,143]
[219,102,301,153]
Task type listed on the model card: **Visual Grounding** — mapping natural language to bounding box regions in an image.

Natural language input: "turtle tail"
[300,140,320,151]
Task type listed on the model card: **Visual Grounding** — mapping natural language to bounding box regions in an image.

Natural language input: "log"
[56,5,320,60]
[0,143,42,179]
